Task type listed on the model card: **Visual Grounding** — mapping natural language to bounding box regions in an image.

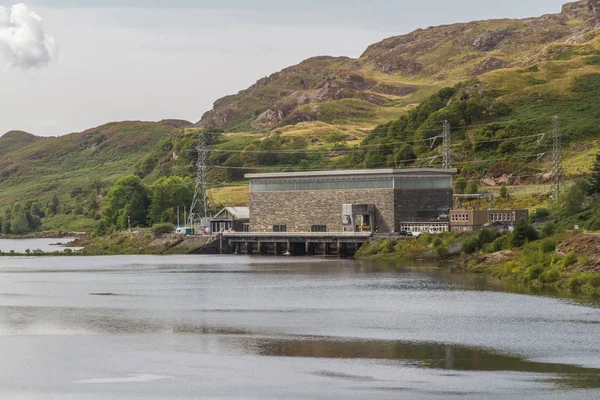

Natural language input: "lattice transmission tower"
[187,132,210,227]
[549,116,564,204]
[443,120,452,169]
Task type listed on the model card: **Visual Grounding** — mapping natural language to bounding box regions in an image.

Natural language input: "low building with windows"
[449,209,529,232]
[210,207,250,233]
[246,168,456,233]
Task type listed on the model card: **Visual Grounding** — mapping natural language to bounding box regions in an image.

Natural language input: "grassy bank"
[356,230,600,298]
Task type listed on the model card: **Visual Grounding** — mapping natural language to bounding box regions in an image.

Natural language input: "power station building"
[246,168,456,234]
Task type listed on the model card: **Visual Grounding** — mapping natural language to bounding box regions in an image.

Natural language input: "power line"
[205,132,547,154]
[204,152,548,172]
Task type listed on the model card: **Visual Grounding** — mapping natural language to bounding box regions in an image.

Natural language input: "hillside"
[196,0,600,134]
[0,131,42,157]
[1,0,600,233]
[0,121,186,210]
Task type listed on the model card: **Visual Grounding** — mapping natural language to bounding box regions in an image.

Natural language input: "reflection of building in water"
[247,168,456,233]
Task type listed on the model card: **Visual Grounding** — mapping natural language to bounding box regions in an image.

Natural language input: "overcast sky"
[1,0,567,137]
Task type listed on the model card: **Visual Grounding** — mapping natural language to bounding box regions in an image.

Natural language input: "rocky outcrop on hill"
[196,0,600,131]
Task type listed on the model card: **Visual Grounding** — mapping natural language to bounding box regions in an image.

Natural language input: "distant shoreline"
[0,232,87,240]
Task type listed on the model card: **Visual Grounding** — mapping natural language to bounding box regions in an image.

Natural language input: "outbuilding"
[210,207,250,233]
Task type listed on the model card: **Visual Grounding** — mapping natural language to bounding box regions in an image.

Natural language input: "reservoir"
[1,255,599,399]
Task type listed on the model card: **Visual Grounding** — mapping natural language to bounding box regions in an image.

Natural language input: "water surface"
[0,238,80,253]
[1,255,599,399]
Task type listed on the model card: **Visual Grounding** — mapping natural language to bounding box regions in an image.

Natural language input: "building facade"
[210,207,250,233]
[246,169,456,233]
[449,209,529,232]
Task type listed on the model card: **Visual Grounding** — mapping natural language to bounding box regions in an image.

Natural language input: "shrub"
[465,181,479,194]
[432,237,443,248]
[379,240,397,254]
[568,275,588,292]
[462,237,481,254]
[541,222,556,238]
[499,186,508,199]
[589,275,600,288]
[491,235,510,252]
[479,228,500,245]
[437,247,450,260]
[512,218,539,248]
[524,264,545,281]
[562,252,578,268]
[540,268,560,284]
[540,239,557,253]
[152,222,176,235]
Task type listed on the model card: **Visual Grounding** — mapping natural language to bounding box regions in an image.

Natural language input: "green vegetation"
[1,1,600,235]
[103,175,150,230]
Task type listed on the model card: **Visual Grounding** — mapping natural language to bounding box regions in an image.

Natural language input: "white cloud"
[0,3,57,70]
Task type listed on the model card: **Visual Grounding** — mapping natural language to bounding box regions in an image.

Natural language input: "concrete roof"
[245,168,457,180]
[214,207,249,220]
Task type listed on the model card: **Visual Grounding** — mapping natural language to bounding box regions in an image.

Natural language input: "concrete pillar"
[285,241,291,256]
[305,241,310,256]
[323,242,328,256]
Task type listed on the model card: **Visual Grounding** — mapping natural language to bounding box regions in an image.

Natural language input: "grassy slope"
[0,121,180,209]
[0,131,42,156]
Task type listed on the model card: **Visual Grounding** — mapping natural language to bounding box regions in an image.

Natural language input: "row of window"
[251,177,452,192]
[399,224,449,233]
[451,214,471,223]
[272,225,328,232]
[491,213,517,222]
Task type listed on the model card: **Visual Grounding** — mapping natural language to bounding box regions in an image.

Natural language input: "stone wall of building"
[393,189,453,230]
[250,189,395,233]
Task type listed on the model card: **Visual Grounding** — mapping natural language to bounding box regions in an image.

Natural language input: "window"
[311,225,327,232]
[273,225,287,232]
[242,224,250,232]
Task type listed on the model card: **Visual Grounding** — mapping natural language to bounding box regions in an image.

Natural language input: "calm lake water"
[0,238,81,253]
[1,255,600,399]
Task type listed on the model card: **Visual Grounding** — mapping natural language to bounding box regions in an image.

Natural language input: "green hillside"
[0,131,41,157]
[1,0,600,233]
[0,121,184,209]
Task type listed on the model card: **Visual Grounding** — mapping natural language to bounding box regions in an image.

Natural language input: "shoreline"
[356,232,600,299]
[0,232,86,240]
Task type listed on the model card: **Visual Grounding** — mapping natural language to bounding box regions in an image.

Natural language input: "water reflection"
[1,256,600,398]
[247,337,600,388]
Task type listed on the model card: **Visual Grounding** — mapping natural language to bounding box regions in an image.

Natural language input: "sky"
[1,0,568,137]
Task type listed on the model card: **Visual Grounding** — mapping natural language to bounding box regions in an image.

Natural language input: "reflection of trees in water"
[250,337,600,388]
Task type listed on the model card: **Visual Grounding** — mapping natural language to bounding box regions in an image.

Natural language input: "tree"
[511,218,539,248]
[103,175,150,230]
[89,176,104,198]
[499,186,508,199]
[148,176,194,225]
[325,132,347,148]
[49,194,60,215]
[560,180,589,218]
[464,181,479,194]
[454,176,467,194]
[589,152,600,196]
[10,211,30,235]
